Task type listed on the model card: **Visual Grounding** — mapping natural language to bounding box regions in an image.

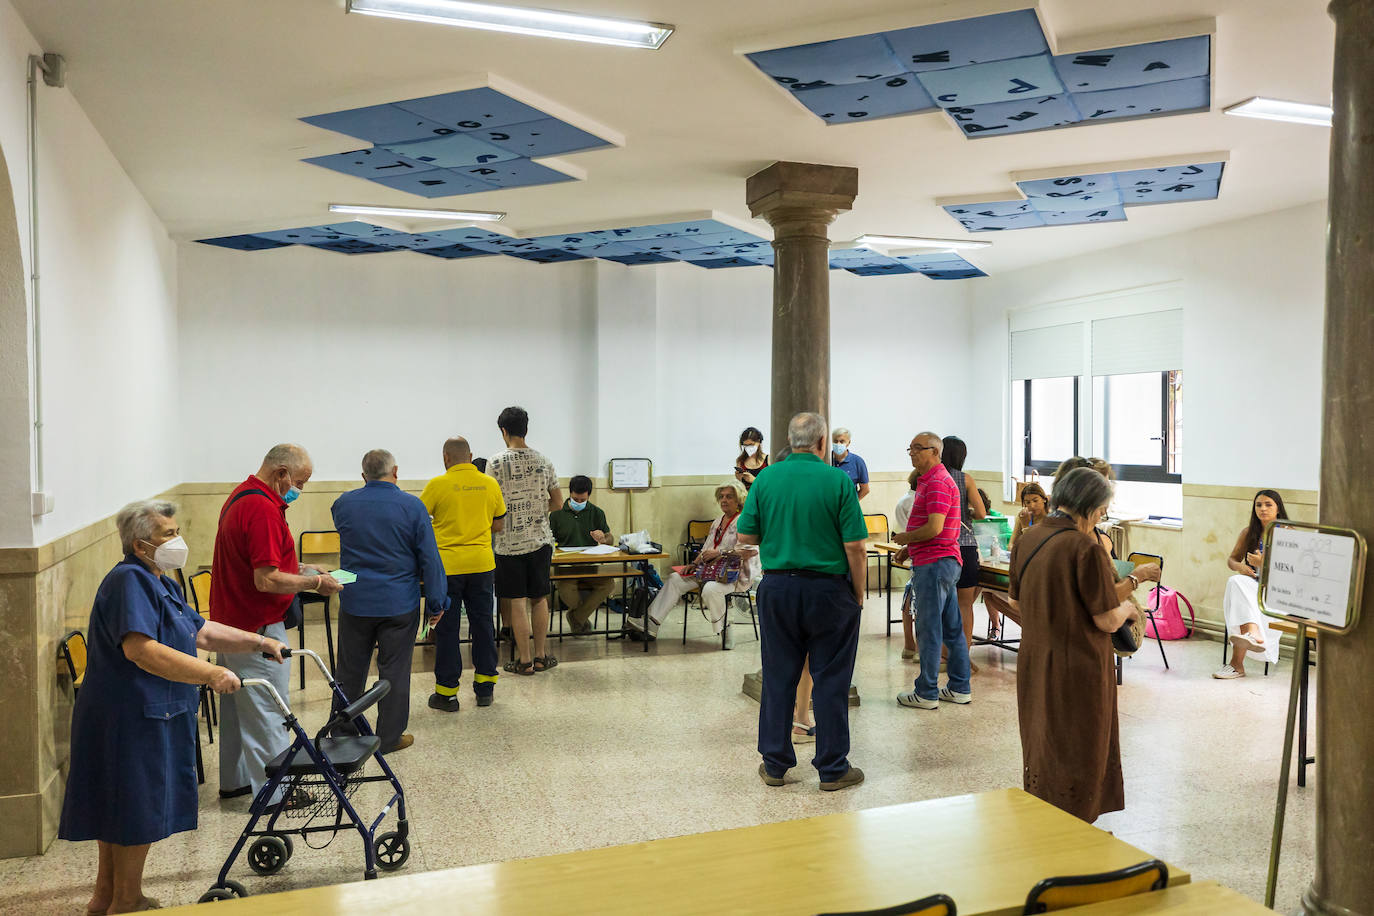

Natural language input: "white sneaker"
[1230,633,1266,654]
[897,691,938,710]
[939,686,972,704]
[625,615,659,636]
[1212,664,1245,679]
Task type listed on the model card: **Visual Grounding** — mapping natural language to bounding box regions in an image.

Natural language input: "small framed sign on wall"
[608,458,652,492]
[1259,520,1367,635]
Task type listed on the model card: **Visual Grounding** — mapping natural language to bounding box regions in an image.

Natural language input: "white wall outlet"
[32,492,54,516]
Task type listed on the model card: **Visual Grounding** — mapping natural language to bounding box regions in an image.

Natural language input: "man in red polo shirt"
[212,443,343,807]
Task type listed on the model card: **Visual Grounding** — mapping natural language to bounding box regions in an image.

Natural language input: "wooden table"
[167,788,1189,916]
[1061,881,1272,914]
[550,549,668,652]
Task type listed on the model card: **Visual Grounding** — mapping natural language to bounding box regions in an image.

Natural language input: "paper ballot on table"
[579,544,621,556]
[1260,522,1365,633]
[329,569,357,585]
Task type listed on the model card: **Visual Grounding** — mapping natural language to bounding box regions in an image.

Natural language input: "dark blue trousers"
[757,574,862,782]
[434,571,498,698]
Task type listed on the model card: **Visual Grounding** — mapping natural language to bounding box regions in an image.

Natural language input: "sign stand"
[607,458,653,541]
[1257,520,1366,908]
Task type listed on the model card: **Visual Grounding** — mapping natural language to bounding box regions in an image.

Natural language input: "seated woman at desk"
[734,427,768,491]
[627,482,759,639]
[985,482,1049,636]
[1214,489,1288,679]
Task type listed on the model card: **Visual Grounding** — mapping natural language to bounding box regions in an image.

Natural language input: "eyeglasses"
[907,445,937,453]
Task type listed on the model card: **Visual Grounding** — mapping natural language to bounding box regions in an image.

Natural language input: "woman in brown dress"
[1007,468,1141,823]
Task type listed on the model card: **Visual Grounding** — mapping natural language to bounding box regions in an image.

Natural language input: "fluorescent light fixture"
[345,0,674,50]
[1223,96,1332,127]
[855,234,992,251]
[329,203,505,222]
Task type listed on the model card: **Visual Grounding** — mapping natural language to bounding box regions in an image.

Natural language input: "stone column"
[1309,2,1374,913]
[745,162,858,458]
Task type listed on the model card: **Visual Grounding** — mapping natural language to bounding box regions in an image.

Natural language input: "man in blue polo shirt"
[830,427,870,502]
[331,449,450,753]
[737,412,870,792]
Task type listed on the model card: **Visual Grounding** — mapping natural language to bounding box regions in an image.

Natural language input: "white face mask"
[743,444,759,457]
[145,535,189,571]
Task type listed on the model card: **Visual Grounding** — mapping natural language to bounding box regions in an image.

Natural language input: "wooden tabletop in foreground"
[164,788,1189,916]
[1062,880,1273,914]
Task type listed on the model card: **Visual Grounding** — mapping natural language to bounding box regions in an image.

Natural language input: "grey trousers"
[333,609,420,749]
[218,621,292,802]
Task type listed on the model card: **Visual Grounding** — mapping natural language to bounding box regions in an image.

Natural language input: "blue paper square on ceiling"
[393,87,547,132]
[1113,162,1224,188]
[302,148,438,180]
[504,248,589,264]
[1071,76,1210,122]
[369,169,497,197]
[1119,178,1221,205]
[918,54,1064,108]
[196,234,291,251]
[254,225,362,244]
[413,243,493,259]
[366,231,456,250]
[1018,173,1117,199]
[522,231,615,250]
[1028,188,1122,212]
[746,34,905,89]
[478,118,614,158]
[828,248,881,266]
[458,158,576,190]
[602,252,678,266]
[947,208,1047,232]
[1038,204,1128,225]
[427,229,541,253]
[304,238,399,254]
[791,74,936,123]
[947,93,1081,137]
[884,9,1049,72]
[668,229,768,248]
[848,262,917,276]
[922,266,987,279]
[1052,36,1210,93]
[299,103,456,145]
[944,199,1036,219]
[382,134,519,168]
[691,257,758,269]
[600,219,724,240]
[314,221,395,238]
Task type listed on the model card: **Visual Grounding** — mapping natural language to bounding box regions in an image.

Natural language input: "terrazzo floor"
[4,594,1316,914]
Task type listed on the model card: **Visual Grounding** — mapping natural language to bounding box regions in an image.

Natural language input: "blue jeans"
[911,558,971,700]
[435,571,498,698]
[756,574,862,782]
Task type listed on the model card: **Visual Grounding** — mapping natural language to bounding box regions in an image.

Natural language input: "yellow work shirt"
[420,463,507,576]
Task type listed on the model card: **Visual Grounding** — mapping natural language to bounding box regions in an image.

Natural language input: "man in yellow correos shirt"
[420,437,506,710]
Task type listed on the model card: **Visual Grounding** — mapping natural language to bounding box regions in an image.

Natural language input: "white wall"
[1,0,180,547]
[967,201,1327,492]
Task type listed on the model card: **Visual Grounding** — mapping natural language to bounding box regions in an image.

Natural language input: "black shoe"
[218,786,251,800]
[428,693,460,713]
[476,694,493,707]
[626,628,656,642]
[262,786,316,815]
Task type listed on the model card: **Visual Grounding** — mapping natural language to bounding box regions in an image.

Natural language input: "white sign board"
[1260,522,1365,633]
[608,458,652,491]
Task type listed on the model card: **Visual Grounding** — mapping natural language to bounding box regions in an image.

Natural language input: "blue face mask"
[569,499,588,512]
[282,484,301,505]
[832,442,848,456]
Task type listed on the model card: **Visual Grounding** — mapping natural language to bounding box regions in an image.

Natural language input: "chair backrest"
[687,520,714,542]
[864,514,891,539]
[1126,551,1163,572]
[58,630,87,684]
[817,893,956,916]
[300,530,341,555]
[188,570,212,616]
[1023,859,1168,913]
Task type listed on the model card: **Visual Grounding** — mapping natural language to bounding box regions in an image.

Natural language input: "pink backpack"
[1144,586,1195,640]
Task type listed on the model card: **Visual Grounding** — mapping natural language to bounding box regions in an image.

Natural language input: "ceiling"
[11,0,1334,274]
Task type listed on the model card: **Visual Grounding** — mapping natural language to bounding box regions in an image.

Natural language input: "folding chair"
[1023,859,1168,912]
[817,892,957,916]
[679,519,715,616]
[298,530,341,677]
[721,583,760,649]
[864,514,891,596]
[186,571,220,765]
[1126,551,1169,670]
[58,630,88,698]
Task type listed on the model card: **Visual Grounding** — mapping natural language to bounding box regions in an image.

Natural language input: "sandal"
[533,655,559,671]
[900,648,916,660]
[503,660,535,676]
[791,722,816,744]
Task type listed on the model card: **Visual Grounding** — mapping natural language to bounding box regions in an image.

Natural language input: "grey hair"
[713,480,748,506]
[832,427,851,440]
[916,431,943,456]
[361,449,396,481]
[262,443,311,473]
[1049,467,1115,517]
[788,412,828,449]
[116,500,178,553]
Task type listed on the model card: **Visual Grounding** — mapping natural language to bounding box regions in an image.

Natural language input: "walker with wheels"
[199,648,410,902]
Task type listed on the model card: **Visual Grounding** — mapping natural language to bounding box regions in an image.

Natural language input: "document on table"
[580,545,620,555]
[556,546,591,553]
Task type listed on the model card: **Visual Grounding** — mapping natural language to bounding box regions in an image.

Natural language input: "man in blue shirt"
[831,427,870,502]
[331,449,450,753]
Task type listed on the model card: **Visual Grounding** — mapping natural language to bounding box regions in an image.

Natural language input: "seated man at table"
[549,475,616,635]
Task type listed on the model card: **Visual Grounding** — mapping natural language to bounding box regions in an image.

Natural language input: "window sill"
[1119,518,1183,532]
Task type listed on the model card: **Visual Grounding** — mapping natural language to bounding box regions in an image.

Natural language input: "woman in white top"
[1214,490,1288,679]
[628,482,759,638]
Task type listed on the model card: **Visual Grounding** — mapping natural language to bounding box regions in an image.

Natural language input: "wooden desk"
[1062,881,1271,914]
[549,550,669,652]
[168,788,1188,916]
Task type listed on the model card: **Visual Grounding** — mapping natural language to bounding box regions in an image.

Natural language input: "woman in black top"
[734,427,768,490]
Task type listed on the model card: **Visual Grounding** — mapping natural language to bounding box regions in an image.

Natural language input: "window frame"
[1094,370,1182,485]
[1022,376,1080,476]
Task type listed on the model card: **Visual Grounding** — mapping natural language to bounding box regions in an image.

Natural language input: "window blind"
[1090,309,1183,376]
[1010,322,1084,380]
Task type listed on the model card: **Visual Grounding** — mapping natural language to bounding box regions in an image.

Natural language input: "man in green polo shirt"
[548,475,615,635]
[737,412,869,792]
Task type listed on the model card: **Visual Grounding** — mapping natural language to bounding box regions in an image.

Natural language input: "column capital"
[745,162,858,229]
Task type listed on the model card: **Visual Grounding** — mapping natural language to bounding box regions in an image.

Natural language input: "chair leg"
[323,599,336,673]
[195,719,206,786]
[1147,611,1170,669]
[1116,655,1123,685]
[297,619,307,689]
